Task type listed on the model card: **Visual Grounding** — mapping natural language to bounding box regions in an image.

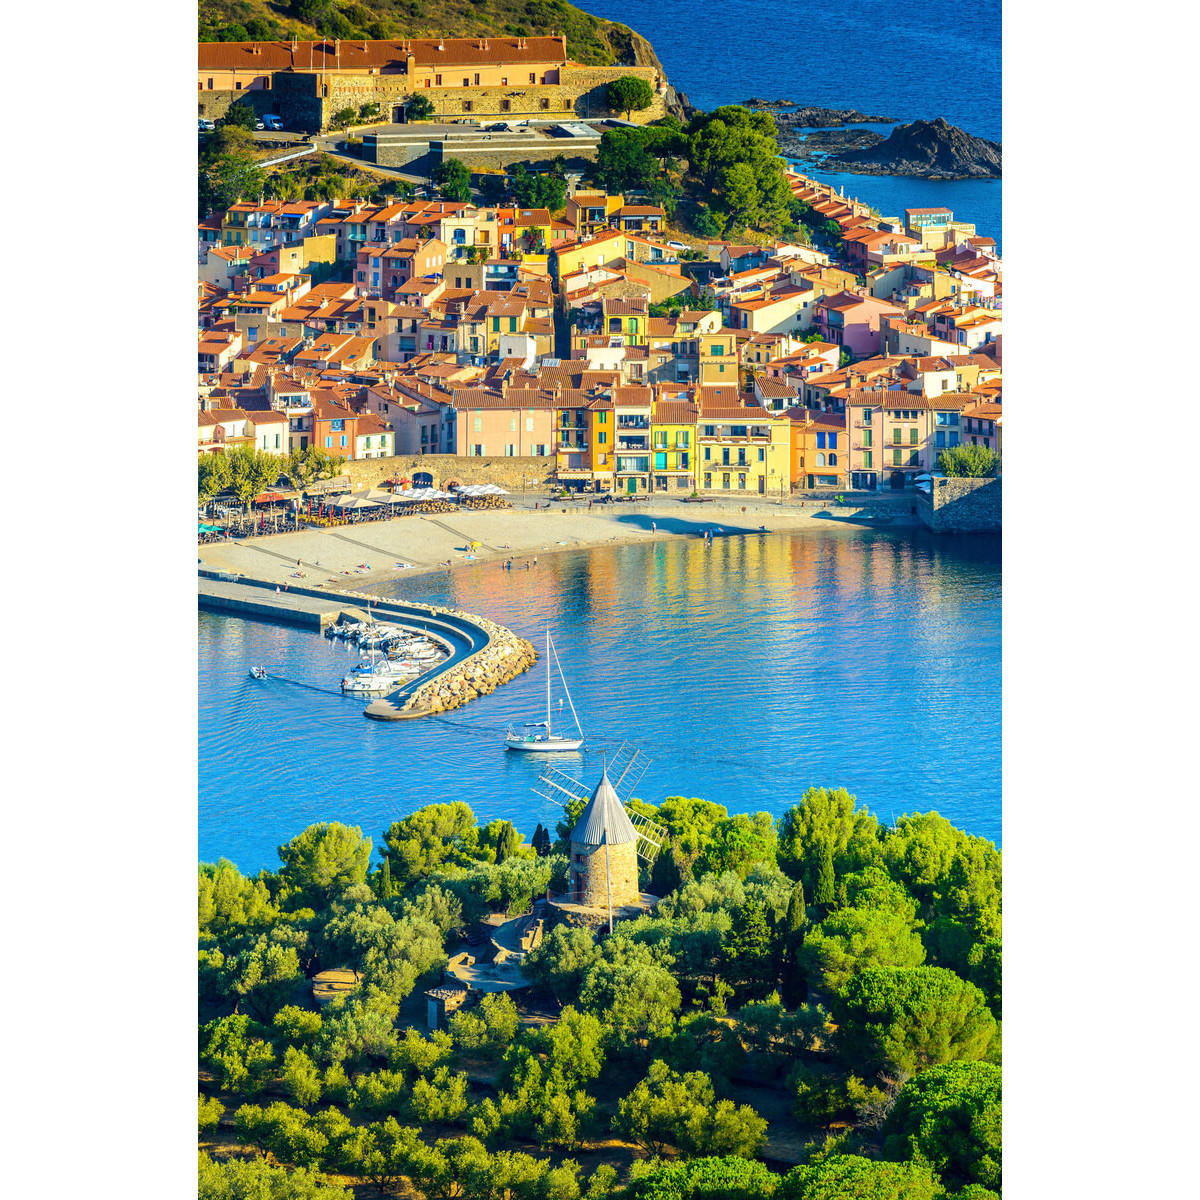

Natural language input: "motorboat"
[341,656,419,695]
[249,666,268,680]
[505,631,586,752]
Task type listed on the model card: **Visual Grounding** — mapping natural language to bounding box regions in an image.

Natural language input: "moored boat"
[505,631,586,752]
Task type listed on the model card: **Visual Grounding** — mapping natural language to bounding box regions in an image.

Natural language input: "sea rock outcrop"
[820,117,1001,179]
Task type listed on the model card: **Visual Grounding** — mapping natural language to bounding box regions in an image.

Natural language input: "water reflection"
[200,528,1001,871]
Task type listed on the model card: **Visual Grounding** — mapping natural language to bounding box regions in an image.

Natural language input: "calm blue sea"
[199,527,1001,874]
[577,0,1002,246]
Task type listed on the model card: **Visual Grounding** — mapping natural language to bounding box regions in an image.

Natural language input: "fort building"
[197,37,669,133]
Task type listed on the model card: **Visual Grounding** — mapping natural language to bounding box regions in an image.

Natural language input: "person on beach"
[533,556,537,567]
[589,499,593,510]
[651,521,657,533]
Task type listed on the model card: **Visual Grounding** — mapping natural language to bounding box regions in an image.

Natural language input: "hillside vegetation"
[198,790,1002,1198]
[198,0,657,67]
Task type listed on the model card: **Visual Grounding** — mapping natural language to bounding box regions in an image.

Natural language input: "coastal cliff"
[819,117,1002,179]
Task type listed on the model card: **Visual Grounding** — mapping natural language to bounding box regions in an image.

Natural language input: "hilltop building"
[197,37,669,132]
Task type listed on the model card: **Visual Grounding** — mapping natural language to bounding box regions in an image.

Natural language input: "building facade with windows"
[696,389,791,496]
[845,392,972,490]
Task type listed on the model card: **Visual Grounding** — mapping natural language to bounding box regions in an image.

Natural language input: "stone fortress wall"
[199,63,666,135]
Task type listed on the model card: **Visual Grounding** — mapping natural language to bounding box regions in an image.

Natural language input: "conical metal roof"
[568,769,638,846]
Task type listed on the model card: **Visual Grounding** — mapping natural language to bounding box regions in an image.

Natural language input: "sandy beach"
[198,494,915,593]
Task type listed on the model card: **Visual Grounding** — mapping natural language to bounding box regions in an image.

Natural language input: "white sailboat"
[504,631,585,753]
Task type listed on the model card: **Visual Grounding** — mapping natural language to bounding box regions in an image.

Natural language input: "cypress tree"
[376,857,393,900]
[814,842,835,911]
[532,823,545,856]
[782,879,806,948]
[492,820,520,864]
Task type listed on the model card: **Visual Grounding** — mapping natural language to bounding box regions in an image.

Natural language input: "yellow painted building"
[696,389,791,496]
[697,326,740,385]
[649,395,699,492]
[555,393,614,492]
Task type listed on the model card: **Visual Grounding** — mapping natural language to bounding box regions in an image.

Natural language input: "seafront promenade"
[198,493,916,594]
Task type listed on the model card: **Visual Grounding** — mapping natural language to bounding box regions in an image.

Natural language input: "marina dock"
[197,571,533,718]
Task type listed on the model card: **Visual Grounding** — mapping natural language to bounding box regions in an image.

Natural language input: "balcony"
[558,441,588,452]
[616,417,650,429]
[617,438,648,452]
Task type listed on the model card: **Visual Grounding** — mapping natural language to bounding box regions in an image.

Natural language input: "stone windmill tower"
[568,768,641,911]
[536,747,666,933]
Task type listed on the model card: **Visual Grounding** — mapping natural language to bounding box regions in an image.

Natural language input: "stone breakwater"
[404,621,537,717]
[334,588,538,718]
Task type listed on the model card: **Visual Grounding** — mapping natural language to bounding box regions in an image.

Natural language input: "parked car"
[254,119,265,131]
[261,114,284,131]
[198,118,216,132]
[668,240,686,250]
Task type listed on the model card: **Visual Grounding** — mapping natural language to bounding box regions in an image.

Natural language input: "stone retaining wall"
[343,453,557,494]
[917,476,1002,532]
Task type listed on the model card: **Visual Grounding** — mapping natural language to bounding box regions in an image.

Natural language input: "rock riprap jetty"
[364,609,537,721]
[819,116,1002,178]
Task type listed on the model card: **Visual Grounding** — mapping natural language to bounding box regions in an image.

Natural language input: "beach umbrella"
[253,491,286,505]
[331,493,381,510]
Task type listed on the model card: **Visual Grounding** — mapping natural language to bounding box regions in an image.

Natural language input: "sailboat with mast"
[504,631,585,753]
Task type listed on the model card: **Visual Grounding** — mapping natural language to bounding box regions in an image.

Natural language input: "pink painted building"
[451,389,558,459]
[814,290,905,360]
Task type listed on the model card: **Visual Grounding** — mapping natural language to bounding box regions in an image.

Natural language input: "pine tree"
[376,857,393,900]
[814,842,835,911]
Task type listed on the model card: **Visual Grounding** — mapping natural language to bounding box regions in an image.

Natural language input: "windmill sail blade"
[626,806,667,864]
[533,766,589,810]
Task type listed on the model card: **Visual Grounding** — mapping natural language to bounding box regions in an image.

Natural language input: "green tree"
[883,814,1001,942]
[273,1006,323,1053]
[203,152,266,214]
[937,444,1001,477]
[777,787,881,896]
[198,859,278,936]
[199,1095,225,1135]
[779,880,807,1007]
[409,1066,471,1123]
[277,823,372,909]
[579,941,681,1043]
[282,1046,323,1107]
[883,1061,1001,1192]
[627,1155,778,1200]
[833,966,999,1077]
[407,92,435,122]
[198,1151,351,1199]
[702,812,778,877]
[219,934,304,1021]
[800,906,927,993]
[614,1059,767,1158]
[375,857,394,900]
[432,157,473,203]
[606,76,656,122]
[724,899,775,998]
[220,102,259,130]
[200,1015,277,1096]
[449,991,522,1057]
[778,1154,944,1200]
[382,802,480,885]
[813,842,835,911]
[522,923,603,1001]
[331,107,357,131]
[594,128,658,194]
